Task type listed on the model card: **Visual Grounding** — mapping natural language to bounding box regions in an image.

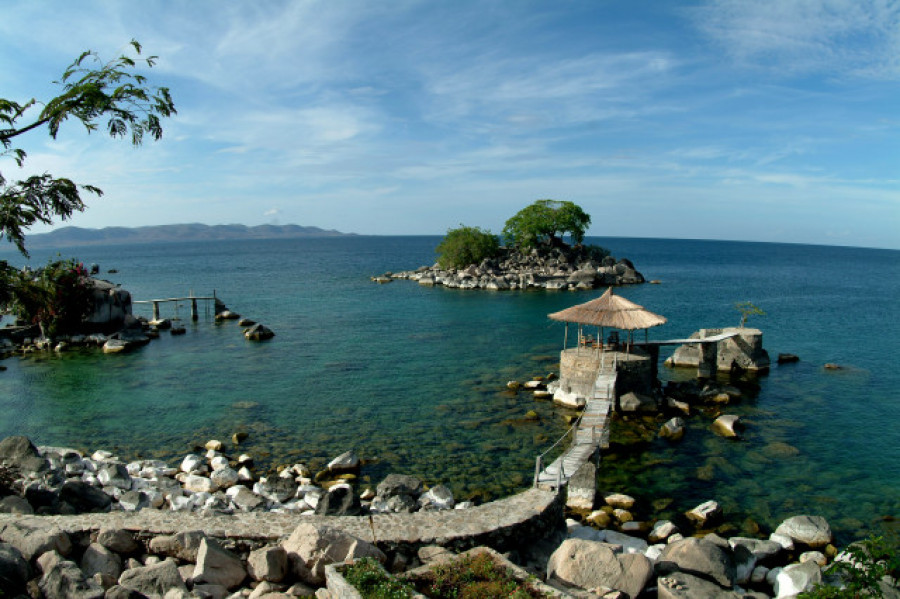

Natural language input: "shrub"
[342,558,415,599]
[800,535,900,598]
[411,552,551,599]
[5,257,94,338]
[435,225,500,270]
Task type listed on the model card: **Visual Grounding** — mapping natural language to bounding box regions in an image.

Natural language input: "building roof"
[548,287,667,330]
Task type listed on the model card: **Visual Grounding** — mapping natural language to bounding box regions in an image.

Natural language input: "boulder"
[0,519,72,560]
[619,391,657,413]
[774,561,822,598]
[685,500,723,528]
[149,530,206,562]
[546,538,653,597]
[376,473,423,499]
[227,486,266,512]
[254,478,297,504]
[418,485,455,510]
[659,417,686,441]
[97,529,139,554]
[658,537,735,588]
[98,463,132,490]
[649,520,679,544]
[603,493,635,510]
[40,557,104,599]
[193,538,246,590]
[0,495,34,514]
[326,451,359,473]
[210,467,239,490]
[0,435,41,467]
[180,454,204,473]
[244,323,275,341]
[81,542,123,580]
[777,353,800,364]
[658,571,743,599]
[283,523,385,585]
[314,484,361,516]
[0,542,30,594]
[247,546,288,583]
[118,558,187,597]
[774,515,833,548]
[58,481,112,513]
[183,474,217,494]
[711,415,742,439]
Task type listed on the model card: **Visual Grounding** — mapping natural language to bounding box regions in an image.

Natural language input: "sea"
[0,236,897,545]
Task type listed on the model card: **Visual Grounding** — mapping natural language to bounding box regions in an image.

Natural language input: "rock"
[326,451,359,473]
[98,463,132,490]
[314,484,361,516]
[649,520,679,543]
[245,323,275,341]
[418,485,455,510]
[118,559,187,597]
[619,391,657,413]
[254,478,297,504]
[283,523,385,585]
[685,500,723,528]
[800,550,828,566]
[774,515,833,548]
[824,363,842,370]
[210,467,240,490]
[658,537,736,588]
[204,440,223,451]
[228,486,266,511]
[216,310,240,320]
[81,542,123,580]
[247,546,288,583]
[0,542,30,594]
[40,557,104,599]
[667,397,691,416]
[102,339,130,353]
[546,538,653,597]
[183,474,217,493]
[58,481,112,513]
[376,473,423,499]
[0,519,72,560]
[193,538,246,590]
[149,531,206,562]
[0,495,34,514]
[97,529,139,554]
[0,435,41,467]
[603,493,635,510]
[774,561,822,598]
[180,454,204,473]
[711,415,742,439]
[777,353,800,364]
[658,571,742,599]
[728,537,784,565]
[524,409,540,420]
[659,417,686,441]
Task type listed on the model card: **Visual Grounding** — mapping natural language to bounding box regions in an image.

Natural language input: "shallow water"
[1,236,898,544]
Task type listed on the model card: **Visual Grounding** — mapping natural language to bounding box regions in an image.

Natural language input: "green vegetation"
[735,301,765,327]
[435,225,500,269]
[0,39,176,256]
[0,258,94,338]
[502,199,591,249]
[411,551,552,599]
[800,536,900,598]
[342,558,415,599]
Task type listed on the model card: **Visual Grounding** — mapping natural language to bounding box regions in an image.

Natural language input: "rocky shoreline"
[374,245,646,290]
[1,434,896,598]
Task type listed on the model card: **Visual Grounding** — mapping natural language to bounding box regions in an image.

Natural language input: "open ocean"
[1,235,898,544]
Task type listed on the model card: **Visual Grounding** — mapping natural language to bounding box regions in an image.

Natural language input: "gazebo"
[548,287,667,351]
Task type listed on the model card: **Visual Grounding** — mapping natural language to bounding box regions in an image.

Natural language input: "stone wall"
[665,327,770,373]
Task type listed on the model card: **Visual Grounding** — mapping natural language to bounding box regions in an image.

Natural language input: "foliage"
[342,558,415,599]
[1,39,176,256]
[410,552,552,599]
[735,301,765,327]
[435,224,500,269]
[502,199,591,249]
[800,536,900,598]
[4,258,94,338]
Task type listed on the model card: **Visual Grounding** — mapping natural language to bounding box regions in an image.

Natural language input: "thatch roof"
[548,287,667,330]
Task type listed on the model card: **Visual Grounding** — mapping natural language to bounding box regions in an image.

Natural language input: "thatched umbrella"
[549,287,667,349]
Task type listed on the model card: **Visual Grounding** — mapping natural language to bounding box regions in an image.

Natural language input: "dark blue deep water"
[1,236,898,543]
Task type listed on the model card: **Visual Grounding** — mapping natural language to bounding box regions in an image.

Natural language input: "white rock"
[181,454,204,473]
[770,532,795,551]
[774,562,822,598]
[92,450,115,462]
[184,474,218,494]
[326,451,359,472]
[649,520,679,543]
[210,456,230,471]
[685,500,722,527]
[237,467,254,482]
[604,493,636,509]
[210,467,239,490]
[170,496,193,511]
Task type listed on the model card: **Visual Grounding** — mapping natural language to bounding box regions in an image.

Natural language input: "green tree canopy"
[435,225,500,269]
[502,199,591,248]
[0,39,176,256]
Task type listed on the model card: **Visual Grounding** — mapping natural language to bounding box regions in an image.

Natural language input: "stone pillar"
[566,458,597,513]
[191,298,198,321]
[152,301,160,321]
[698,332,716,379]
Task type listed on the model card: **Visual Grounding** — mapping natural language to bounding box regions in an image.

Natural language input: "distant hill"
[25,223,353,248]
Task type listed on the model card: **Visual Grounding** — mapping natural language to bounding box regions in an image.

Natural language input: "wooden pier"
[534,353,616,490]
[133,292,223,322]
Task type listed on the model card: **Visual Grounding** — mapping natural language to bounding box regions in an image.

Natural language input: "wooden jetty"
[133,292,223,322]
[534,353,617,490]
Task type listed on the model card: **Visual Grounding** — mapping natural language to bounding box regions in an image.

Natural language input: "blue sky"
[1,1,898,249]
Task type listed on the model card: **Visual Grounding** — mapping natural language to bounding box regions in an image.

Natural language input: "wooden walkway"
[534,359,616,490]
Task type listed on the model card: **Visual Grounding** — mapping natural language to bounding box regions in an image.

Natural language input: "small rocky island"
[378,243,646,290]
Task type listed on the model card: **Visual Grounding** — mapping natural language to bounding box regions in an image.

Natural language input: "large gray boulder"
[658,537,736,588]
[148,530,206,562]
[376,473,424,499]
[0,542,30,593]
[283,522,385,585]
[0,519,72,560]
[658,571,744,599]
[247,546,288,583]
[314,484,361,516]
[81,542,123,580]
[0,435,45,473]
[774,515,833,548]
[59,481,112,513]
[40,557,104,599]
[773,561,823,598]
[618,391,657,413]
[546,538,653,597]
[193,538,246,590]
[97,528,140,554]
[118,558,187,597]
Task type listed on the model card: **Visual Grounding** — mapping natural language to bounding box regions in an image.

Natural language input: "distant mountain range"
[26,223,353,247]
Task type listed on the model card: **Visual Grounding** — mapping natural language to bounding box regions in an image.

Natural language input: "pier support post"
[152,301,160,321]
[698,332,717,379]
[191,299,198,321]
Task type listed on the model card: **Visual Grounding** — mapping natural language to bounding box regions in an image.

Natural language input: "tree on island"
[735,301,765,328]
[0,39,176,257]
[502,199,591,249]
[435,225,500,269]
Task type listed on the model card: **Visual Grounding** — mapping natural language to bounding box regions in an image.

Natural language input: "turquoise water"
[1,236,898,544]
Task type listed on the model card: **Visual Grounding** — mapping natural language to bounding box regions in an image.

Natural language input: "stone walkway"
[0,488,562,553]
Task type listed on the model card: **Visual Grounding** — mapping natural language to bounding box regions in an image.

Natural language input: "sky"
[0,1,898,249]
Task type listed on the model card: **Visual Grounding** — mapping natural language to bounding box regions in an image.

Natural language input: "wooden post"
[191,298,198,321]
[152,301,160,321]
[534,456,543,487]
